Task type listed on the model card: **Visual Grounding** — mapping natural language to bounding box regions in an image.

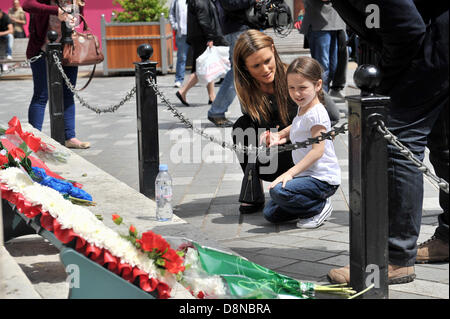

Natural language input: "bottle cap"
[159,164,168,171]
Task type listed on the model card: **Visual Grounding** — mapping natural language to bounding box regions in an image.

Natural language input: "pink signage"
[0,0,122,48]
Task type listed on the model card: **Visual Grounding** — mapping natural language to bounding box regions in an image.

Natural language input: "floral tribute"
[0,117,364,299]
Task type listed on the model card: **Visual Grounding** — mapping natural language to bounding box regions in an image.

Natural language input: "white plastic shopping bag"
[196,46,231,84]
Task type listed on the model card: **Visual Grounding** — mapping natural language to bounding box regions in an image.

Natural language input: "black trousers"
[232,114,295,203]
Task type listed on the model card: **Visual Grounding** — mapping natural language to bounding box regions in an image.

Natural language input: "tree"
[112,0,169,22]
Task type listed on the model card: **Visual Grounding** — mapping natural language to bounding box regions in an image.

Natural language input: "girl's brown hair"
[233,29,290,126]
[286,56,325,104]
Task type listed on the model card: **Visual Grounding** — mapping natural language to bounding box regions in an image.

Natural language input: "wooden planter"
[100,14,173,75]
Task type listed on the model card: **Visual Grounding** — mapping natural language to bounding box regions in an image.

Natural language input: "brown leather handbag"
[62,15,104,67]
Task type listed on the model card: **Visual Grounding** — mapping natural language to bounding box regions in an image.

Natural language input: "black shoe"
[239,202,265,214]
[176,91,189,106]
[208,116,234,127]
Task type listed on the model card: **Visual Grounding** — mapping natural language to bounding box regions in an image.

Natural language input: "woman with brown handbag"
[23,0,90,149]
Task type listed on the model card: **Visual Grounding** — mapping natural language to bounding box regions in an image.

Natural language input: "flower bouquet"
[0,138,93,206]
[1,116,70,163]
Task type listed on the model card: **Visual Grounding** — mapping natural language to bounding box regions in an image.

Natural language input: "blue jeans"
[387,92,448,266]
[208,31,242,118]
[306,28,339,93]
[175,34,189,83]
[0,34,14,56]
[263,176,339,223]
[28,56,78,140]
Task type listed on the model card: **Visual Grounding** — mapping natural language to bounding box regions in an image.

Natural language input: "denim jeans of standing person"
[306,28,338,93]
[387,91,449,267]
[0,34,14,56]
[28,55,78,140]
[207,31,241,119]
[330,30,348,92]
[263,176,339,223]
[175,33,189,84]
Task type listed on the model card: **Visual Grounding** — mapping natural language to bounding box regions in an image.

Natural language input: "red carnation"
[0,155,8,166]
[129,225,137,237]
[162,249,185,274]
[112,214,122,225]
[138,231,170,254]
[8,147,26,160]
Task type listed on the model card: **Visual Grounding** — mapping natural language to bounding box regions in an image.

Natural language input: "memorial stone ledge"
[13,124,235,299]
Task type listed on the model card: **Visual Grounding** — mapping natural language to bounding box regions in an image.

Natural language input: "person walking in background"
[8,0,27,38]
[206,0,257,127]
[0,10,14,60]
[23,0,90,149]
[169,0,189,88]
[175,0,228,107]
[296,0,346,93]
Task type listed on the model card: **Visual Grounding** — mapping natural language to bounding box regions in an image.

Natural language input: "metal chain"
[145,76,348,157]
[0,53,43,76]
[375,120,449,193]
[52,53,136,114]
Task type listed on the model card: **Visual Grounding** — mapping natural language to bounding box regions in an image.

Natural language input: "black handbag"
[239,162,265,204]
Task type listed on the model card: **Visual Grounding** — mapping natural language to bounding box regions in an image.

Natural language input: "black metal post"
[347,65,390,298]
[46,30,66,145]
[135,44,159,199]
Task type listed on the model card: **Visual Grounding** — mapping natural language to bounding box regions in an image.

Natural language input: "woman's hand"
[259,130,287,147]
[207,40,214,48]
[270,171,294,189]
[58,8,76,27]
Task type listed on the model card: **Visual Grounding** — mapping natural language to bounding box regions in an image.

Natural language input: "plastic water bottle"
[155,164,173,221]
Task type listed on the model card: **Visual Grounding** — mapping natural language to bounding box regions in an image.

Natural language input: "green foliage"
[112,0,169,22]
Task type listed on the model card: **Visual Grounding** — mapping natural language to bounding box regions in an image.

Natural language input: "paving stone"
[276,261,336,279]
[257,247,338,262]
[389,279,449,299]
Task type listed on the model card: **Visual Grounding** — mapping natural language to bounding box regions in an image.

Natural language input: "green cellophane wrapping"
[193,242,315,299]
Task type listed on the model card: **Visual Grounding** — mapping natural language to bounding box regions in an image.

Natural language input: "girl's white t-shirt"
[289,103,341,186]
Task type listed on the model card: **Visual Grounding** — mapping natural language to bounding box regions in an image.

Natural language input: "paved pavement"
[0,31,448,299]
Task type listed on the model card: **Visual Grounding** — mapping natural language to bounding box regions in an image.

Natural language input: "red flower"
[162,248,185,274]
[0,155,8,166]
[129,225,137,237]
[8,147,26,160]
[112,214,122,225]
[137,231,170,254]
[197,291,205,299]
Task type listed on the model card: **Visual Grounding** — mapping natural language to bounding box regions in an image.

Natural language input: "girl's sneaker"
[297,199,333,229]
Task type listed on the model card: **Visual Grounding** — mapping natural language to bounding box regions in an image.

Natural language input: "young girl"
[262,57,341,229]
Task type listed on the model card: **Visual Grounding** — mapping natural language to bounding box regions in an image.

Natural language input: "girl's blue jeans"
[28,55,78,140]
[263,176,339,223]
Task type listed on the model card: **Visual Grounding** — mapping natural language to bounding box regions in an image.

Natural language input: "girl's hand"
[270,172,293,189]
[207,41,214,48]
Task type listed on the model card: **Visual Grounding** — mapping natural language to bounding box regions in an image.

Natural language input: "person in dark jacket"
[327,0,449,285]
[23,0,90,149]
[175,0,228,107]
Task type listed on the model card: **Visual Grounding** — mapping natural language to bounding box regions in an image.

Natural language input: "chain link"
[145,76,348,157]
[53,53,136,114]
[0,53,43,76]
[375,120,449,193]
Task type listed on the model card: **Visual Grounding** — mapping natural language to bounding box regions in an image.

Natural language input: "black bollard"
[135,44,159,199]
[46,30,66,145]
[347,65,390,298]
